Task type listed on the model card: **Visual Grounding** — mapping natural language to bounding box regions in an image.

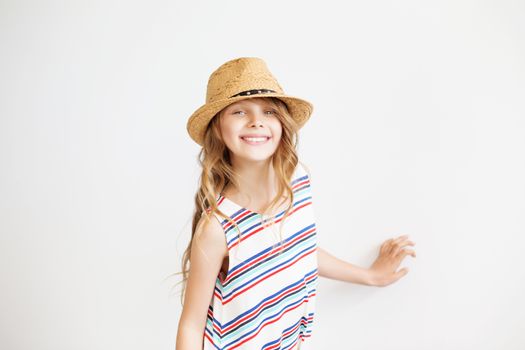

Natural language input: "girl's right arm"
[176,215,228,350]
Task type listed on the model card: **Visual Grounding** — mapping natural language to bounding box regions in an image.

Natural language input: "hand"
[369,234,416,287]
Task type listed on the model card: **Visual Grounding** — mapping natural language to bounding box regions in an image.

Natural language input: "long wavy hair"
[172,97,302,306]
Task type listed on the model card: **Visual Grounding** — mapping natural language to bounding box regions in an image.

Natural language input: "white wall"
[1,0,524,349]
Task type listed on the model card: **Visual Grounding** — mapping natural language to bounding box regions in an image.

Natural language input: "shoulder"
[192,212,228,259]
[297,160,313,180]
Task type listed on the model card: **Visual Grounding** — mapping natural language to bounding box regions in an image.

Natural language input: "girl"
[175,57,416,350]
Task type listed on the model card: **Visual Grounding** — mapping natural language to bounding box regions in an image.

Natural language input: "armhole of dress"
[210,210,233,285]
[297,160,318,246]
[297,161,314,197]
[297,160,311,181]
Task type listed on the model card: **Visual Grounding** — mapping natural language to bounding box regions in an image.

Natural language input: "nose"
[247,111,265,127]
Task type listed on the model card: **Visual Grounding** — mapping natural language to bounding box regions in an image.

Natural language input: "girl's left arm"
[316,234,416,287]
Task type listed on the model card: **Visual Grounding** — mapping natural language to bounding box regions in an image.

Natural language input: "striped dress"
[203,162,319,350]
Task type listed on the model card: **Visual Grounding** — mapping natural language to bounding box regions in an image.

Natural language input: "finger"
[388,267,409,285]
[393,234,410,244]
[382,238,394,246]
[380,238,394,254]
[386,240,397,255]
[391,234,414,250]
[396,249,416,259]
[387,236,406,254]
[396,267,409,280]
[391,241,416,255]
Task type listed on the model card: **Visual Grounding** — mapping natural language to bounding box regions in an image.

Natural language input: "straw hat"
[186,57,314,146]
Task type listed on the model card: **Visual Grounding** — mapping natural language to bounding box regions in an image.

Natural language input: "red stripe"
[222,176,309,234]
[228,298,308,350]
[265,317,309,350]
[224,226,316,284]
[205,195,227,214]
[220,276,308,335]
[227,200,312,252]
[223,247,316,305]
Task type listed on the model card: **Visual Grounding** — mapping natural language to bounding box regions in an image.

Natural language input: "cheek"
[220,120,241,144]
[272,121,283,139]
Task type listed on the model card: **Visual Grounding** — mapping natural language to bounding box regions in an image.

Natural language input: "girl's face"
[219,98,282,163]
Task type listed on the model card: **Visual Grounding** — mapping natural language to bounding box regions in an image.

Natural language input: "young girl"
[176,57,416,350]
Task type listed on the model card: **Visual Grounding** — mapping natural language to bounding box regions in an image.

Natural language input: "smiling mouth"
[240,136,271,145]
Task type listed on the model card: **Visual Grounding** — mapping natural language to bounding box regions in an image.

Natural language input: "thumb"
[396,267,408,279]
[393,267,409,281]
[380,267,409,286]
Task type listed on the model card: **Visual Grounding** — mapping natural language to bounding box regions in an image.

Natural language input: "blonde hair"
[172,97,302,306]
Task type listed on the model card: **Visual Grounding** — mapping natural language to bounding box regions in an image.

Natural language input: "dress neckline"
[218,163,303,218]
[219,194,291,219]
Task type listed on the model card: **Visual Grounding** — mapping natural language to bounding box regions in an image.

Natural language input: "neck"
[225,157,278,202]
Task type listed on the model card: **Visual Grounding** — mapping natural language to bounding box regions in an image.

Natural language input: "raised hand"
[369,234,416,287]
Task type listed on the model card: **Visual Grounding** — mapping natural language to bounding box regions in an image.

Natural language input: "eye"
[265,110,277,116]
[233,110,246,115]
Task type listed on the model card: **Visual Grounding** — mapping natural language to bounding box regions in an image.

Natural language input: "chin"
[235,152,276,163]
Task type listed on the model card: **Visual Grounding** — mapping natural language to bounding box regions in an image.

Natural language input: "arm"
[176,215,228,350]
[317,246,376,285]
[317,235,416,287]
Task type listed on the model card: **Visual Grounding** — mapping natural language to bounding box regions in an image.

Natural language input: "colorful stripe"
[203,163,318,349]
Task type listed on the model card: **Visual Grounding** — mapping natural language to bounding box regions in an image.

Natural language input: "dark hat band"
[229,89,276,98]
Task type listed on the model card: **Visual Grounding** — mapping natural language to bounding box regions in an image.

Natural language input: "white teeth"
[243,137,267,142]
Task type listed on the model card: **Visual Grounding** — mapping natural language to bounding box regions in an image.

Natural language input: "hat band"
[229,89,276,98]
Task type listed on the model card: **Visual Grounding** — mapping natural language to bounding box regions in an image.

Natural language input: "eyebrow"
[227,102,273,110]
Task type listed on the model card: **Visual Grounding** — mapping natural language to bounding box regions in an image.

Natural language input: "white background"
[1,0,524,349]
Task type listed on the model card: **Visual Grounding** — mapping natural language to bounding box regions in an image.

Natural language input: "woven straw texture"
[186,57,313,146]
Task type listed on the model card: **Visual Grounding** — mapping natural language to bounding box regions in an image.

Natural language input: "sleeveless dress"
[203,162,319,350]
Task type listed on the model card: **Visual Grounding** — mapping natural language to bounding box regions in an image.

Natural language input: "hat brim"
[186,93,313,146]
